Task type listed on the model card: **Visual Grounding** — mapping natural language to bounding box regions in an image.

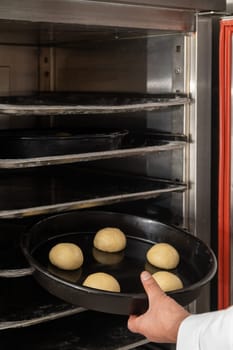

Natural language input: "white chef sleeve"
[176,306,233,350]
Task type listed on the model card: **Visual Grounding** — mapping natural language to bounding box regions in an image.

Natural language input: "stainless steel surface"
[189,15,213,312]
[0,46,38,96]
[146,33,186,222]
[146,33,186,218]
[89,0,226,11]
[191,16,212,244]
[147,35,185,93]
[226,0,233,13]
[55,38,147,93]
[0,1,196,31]
[0,0,226,23]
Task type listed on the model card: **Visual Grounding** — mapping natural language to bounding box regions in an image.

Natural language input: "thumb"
[140,271,165,303]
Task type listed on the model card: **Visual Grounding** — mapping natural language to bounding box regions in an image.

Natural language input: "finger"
[140,271,165,303]
[127,315,138,333]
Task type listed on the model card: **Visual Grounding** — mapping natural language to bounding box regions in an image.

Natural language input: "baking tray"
[0,310,146,349]
[0,275,84,330]
[0,92,191,116]
[0,128,128,158]
[0,166,187,218]
[21,210,217,315]
[0,218,84,330]
[0,131,186,169]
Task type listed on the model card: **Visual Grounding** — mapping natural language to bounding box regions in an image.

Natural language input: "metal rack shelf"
[0,167,186,219]
[0,93,191,116]
[0,138,185,169]
[0,276,85,330]
[0,308,147,349]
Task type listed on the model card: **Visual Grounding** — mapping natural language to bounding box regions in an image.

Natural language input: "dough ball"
[49,242,84,270]
[152,271,183,292]
[82,272,121,292]
[146,243,180,269]
[92,248,124,265]
[93,227,126,253]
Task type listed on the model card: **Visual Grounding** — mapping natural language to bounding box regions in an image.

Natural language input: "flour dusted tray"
[0,128,128,158]
[0,166,187,218]
[0,92,191,116]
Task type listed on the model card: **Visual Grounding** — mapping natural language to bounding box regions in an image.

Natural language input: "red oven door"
[219,18,233,309]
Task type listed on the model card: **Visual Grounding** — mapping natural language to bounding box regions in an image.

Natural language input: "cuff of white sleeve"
[176,314,201,350]
[176,307,233,350]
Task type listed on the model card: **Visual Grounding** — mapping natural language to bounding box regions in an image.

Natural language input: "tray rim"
[21,210,217,298]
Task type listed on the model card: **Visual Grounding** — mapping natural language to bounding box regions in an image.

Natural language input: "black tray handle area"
[0,267,34,278]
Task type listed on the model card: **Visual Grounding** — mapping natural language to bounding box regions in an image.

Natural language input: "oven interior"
[0,16,204,350]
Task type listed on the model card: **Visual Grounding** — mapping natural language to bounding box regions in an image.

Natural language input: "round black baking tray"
[0,128,128,158]
[0,92,191,115]
[21,210,217,315]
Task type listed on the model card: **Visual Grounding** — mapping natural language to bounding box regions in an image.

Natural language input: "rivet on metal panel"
[39,48,54,91]
[175,66,182,74]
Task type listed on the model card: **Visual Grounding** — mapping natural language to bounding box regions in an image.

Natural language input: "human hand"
[127,271,190,343]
